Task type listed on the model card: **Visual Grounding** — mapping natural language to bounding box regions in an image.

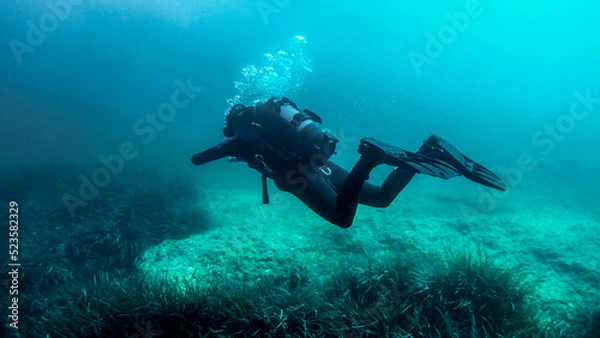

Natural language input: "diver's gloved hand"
[191,153,204,165]
[191,136,245,166]
[190,143,227,165]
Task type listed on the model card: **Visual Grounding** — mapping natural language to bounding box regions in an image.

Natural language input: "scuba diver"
[191,98,506,228]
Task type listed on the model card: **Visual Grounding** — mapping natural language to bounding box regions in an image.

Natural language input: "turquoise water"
[1,1,599,336]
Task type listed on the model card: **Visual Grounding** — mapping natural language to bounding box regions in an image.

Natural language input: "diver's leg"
[359,166,416,207]
[331,157,379,227]
[327,143,427,225]
[320,161,407,218]
[323,158,415,224]
[350,137,457,208]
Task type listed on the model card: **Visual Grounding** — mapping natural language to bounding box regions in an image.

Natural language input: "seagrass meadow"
[1,164,599,336]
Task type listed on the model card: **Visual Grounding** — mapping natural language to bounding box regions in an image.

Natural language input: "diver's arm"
[191,136,244,165]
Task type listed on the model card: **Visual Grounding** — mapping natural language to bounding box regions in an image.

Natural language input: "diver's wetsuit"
[191,134,406,228]
[192,98,506,228]
[278,160,416,228]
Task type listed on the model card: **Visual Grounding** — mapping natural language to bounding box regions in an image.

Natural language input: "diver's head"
[226,104,246,121]
[223,104,251,137]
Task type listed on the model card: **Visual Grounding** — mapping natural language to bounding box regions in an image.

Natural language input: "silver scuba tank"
[278,101,339,162]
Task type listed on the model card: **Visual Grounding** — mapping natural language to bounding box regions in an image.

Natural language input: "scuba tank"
[275,98,339,165]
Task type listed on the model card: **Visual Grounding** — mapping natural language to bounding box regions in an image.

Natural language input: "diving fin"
[359,138,461,179]
[419,135,507,191]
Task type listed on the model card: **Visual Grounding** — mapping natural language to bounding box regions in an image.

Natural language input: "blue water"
[2,0,599,171]
[1,1,599,336]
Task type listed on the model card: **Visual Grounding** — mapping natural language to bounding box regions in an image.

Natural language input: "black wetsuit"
[279,160,416,228]
[191,99,416,228]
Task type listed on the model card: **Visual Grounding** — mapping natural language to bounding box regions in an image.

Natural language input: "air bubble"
[226,36,312,110]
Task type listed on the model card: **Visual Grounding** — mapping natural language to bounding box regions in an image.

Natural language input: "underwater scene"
[1,0,599,336]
